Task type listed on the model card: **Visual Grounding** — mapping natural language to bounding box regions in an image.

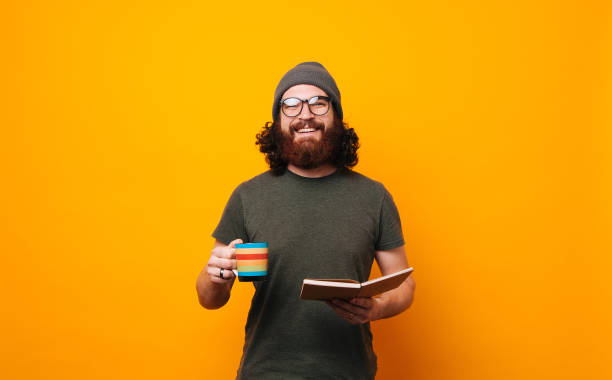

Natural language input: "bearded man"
[196,62,415,379]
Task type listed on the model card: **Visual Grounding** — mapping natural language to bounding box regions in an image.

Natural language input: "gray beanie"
[272,62,342,121]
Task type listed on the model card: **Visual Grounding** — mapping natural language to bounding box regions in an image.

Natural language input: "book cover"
[300,267,414,300]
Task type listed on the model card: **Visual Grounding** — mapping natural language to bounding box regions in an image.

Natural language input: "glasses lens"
[282,98,302,117]
[308,96,330,115]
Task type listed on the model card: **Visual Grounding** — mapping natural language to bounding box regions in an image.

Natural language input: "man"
[196,62,415,379]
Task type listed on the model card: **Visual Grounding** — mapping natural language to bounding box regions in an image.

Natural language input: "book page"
[302,279,360,286]
[361,267,414,287]
[357,267,413,298]
[300,282,360,300]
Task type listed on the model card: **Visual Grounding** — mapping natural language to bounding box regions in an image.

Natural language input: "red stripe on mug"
[235,254,268,260]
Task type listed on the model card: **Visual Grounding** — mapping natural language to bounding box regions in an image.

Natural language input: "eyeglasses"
[280,96,331,117]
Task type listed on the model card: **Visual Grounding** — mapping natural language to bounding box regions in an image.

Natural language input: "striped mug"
[235,242,268,282]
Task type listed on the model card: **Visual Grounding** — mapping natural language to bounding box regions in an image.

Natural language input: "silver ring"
[220,268,224,279]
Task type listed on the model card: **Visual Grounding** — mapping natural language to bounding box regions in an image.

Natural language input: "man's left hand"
[325,297,380,325]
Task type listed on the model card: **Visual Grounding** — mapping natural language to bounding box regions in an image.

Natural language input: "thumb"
[227,239,243,259]
[228,238,244,250]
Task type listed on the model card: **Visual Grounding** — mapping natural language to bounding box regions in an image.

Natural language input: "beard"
[274,118,344,170]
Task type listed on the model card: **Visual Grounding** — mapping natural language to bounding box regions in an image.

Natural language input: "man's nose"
[298,101,314,119]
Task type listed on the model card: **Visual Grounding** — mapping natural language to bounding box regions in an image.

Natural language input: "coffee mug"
[235,242,268,282]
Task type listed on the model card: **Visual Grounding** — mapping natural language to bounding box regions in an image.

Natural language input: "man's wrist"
[371,297,384,321]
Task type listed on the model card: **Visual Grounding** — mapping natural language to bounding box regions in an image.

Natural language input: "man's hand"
[325,297,381,325]
[323,244,416,323]
[206,238,242,283]
[196,238,242,309]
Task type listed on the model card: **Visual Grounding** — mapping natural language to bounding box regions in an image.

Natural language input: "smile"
[297,128,318,134]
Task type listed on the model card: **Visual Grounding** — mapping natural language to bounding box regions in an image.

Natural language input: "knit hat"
[272,62,342,121]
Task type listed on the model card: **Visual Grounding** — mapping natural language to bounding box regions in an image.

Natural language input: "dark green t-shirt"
[213,168,404,380]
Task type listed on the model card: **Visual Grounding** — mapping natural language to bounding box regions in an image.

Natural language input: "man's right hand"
[206,238,243,284]
[197,238,243,309]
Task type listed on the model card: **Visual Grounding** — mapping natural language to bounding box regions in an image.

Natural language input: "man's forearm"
[196,269,233,309]
[374,276,415,320]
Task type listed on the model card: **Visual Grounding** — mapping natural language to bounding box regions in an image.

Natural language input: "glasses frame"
[280,95,331,117]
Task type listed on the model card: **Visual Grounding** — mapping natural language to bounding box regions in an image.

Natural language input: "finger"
[325,301,350,318]
[212,246,234,260]
[228,239,243,249]
[350,297,374,309]
[325,301,362,324]
[209,265,236,279]
[332,299,369,318]
[208,256,236,269]
[227,239,243,259]
[220,266,236,280]
[206,265,235,283]
[222,238,243,259]
[207,273,230,284]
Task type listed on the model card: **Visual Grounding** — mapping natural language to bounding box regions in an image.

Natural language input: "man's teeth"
[298,128,316,133]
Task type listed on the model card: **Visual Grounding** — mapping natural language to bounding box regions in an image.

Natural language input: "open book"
[300,267,414,300]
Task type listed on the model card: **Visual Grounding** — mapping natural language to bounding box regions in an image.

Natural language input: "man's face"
[277,84,341,169]
[279,84,335,142]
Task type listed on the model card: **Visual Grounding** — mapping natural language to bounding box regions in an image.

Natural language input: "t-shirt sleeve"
[375,187,405,251]
[212,185,249,245]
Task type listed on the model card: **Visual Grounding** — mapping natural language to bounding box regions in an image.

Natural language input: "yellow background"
[2,1,610,379]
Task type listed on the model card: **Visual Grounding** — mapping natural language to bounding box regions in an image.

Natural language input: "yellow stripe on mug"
[236,264,267,272]
[236,259,267,266]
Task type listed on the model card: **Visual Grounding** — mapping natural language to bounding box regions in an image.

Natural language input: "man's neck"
[287,163,337,178]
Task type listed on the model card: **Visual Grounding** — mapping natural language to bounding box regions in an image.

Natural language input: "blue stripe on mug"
[239,271,267,276]
[235,243,268,249]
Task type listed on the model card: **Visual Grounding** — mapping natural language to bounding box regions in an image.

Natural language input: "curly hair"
[255,116,360,176]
